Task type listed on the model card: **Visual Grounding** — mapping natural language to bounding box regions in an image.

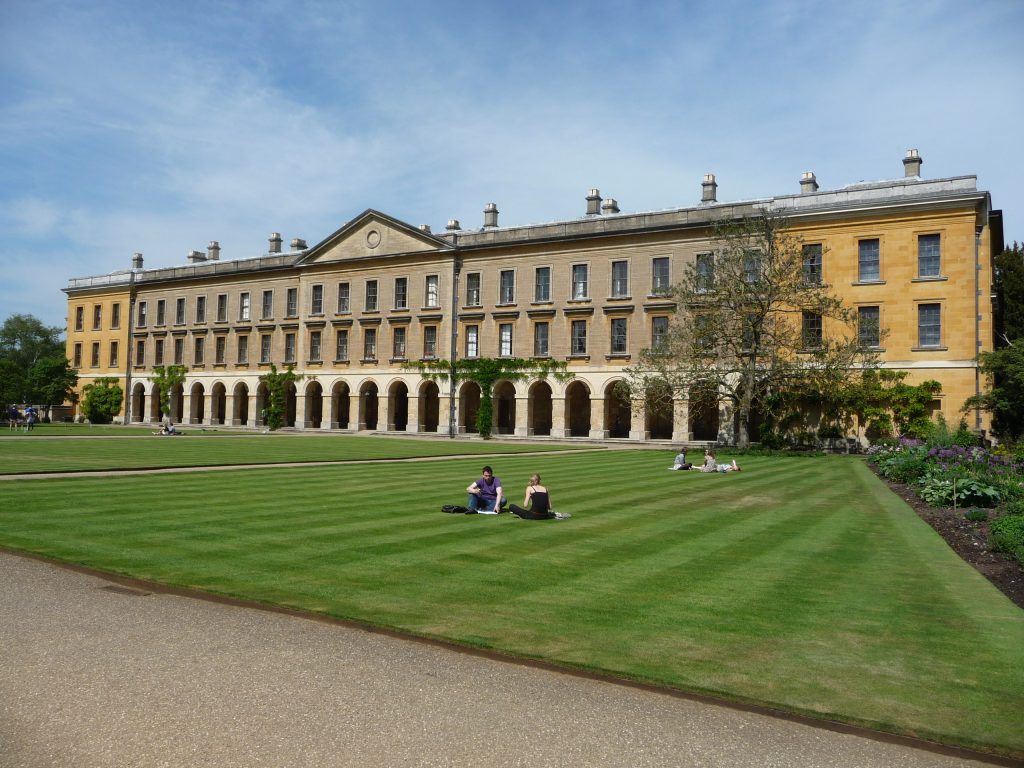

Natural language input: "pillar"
[550,397,567,438]
[588,397,606,439]
[672,398,692,442]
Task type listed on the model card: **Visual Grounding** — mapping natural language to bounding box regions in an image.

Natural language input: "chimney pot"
[269,232,283,253]
[800,172,819,193]
[131,252,144,270]
[207,240,220,260]
[586,188,602,216]
[601,198,620,214]
[446,219,461,231]
[701,174,718,203]
[903,148,923,178]
[290,238,307,250]
[483,202,499,228]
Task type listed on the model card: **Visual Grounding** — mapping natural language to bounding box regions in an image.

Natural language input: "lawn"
[1,448,1021,757]
[0,432,592,474]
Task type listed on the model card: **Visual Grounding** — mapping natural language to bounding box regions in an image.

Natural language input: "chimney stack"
[446,219,461,231]
[269,232,283,253]
[290,238,307,250]
[483,202,499,228]
[903,148,923,178]
[586,189,602,216]
[131,252,144,270]
[701,174,718,203]
[188,249,206,264]
[601,198,620,215]
[800,172,819,193]
[418,224,432,233]
[207,240,220,260]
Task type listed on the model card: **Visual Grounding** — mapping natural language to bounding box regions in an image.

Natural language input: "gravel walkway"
[1,551,1011,768]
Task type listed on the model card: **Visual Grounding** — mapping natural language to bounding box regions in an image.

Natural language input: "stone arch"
[645,378,674,440]
[565,380,591,437]
[285,382,297,427]
[387,380,409,431]
[131,382,146,423]
[305,380,324,429]
[232,382,250,427]
[148,383,162,422]
[169,383,185,424]
[459,380,481,434]
[358,380,379,430]
[528,380,552,436]
[604,380,631,439]
[493,380,516,435]
[211,382,227,425]
[255,382,269,427]
[189,382,206,425]
[331,380,351,429]
[418,380,440,433]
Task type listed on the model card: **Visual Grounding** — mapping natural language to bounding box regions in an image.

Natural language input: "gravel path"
[1,551,1010,768]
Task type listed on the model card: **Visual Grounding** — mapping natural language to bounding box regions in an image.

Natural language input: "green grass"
[0,432,593,474]
[1,449,1021,757]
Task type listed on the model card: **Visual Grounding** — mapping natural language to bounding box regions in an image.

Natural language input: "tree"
[623,210,876,448]
[258,364,303,431]
[28,356,79,409]
[964,341,1024,442]
[994,242,1024,345]
[150,365,188,421]
[0,313,71,407]
[405,358,573,438]
[80,377,124,424]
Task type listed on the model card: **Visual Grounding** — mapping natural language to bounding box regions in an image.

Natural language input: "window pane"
[312,285,324,314]
[363,329,377,359]
[175,298,185,324]
[858,306,880,347]
[337,283,350,313]
[239,292,250,321]
[802,311,822,348]
[285,333,296,362]
[195,296,206,323]
[696,253,714,292]
[286,288,298,316]
[466,325,478,357]
[858,239,880,281]
[392,327,406,357]
[217,295,227,322]
[500,270,515,303]
[499,323,512,356]
[310,331,322,361]
[336,330,348,360]
[571,320,587,354]
[918,234,941,277]
[918,303,941,346]
[611,317,627,353]
[611,261,628,297]
[466,273,481,306]
[423,326,437,357]
[260,335,272,363]
[194,337,204,364]
[262,290,273,319]
[534,322,549,356]
[425,275,439,307]
[572,265,588,299]
[394,278,407,309]
[365,280,378,311]
[652,257,670,294]
[237,336,248,364]
[652,316,669,348]
[802,244,822,285]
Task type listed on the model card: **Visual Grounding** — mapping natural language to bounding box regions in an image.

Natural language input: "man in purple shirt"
[466,465,506,514]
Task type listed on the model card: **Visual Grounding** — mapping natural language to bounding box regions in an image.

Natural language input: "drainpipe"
[124,270,136,424]
[448,243,461,439]
[974,225,983,433]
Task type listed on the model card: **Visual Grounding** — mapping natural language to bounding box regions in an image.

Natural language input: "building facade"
[64,151,1002,442]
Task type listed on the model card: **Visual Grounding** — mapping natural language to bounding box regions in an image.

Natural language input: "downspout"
[124,270,136,424]
[448,241,461,438]
[974,225,983,433]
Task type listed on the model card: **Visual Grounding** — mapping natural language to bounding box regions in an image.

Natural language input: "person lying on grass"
[700,449,740,473]
[466,465,506,514]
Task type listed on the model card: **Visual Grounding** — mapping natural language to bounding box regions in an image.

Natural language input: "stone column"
[589,397,607,439]
[294,393,308,429]
[183,393,194,425]
[225,393,237,426]
[405,394,420,433]
[718,399,735,445]
[672,398,691,442]
[629,399,649,441]
[203,393,215,426]
[320,391,334,431]
[377,391,390,432]
[549,397,567,438]
[246,393,257,428]
[514,396,529,437]
[438,392,454,435]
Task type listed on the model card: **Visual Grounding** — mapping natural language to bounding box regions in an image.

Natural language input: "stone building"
[64,150,1003,442]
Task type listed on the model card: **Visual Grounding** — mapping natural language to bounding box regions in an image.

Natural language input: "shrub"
[990,515,1024,555]
[964,508,989,523]
[918,475,1000,508]
[1003,498,1024,517]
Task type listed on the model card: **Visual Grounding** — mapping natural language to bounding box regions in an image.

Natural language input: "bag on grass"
[441,504,469,514]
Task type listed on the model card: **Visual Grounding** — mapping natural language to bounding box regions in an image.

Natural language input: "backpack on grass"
[441,504,469,514]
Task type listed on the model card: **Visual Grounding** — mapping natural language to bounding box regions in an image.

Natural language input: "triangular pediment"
[298,210,452,265]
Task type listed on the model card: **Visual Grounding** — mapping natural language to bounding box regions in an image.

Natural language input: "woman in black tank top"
[509,473,556,520]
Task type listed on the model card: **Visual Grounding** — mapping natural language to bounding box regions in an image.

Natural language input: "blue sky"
[3,0,1022,331]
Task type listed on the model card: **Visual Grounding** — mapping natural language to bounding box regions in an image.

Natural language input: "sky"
[2,0,1022,331]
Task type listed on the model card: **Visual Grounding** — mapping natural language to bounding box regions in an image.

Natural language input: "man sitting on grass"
[466,465,506,514]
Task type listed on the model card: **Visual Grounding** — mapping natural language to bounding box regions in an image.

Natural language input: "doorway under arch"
[565,381,591,437]
[604,382,631,438]
[388,380,409,431]
[528,381,552,436]
[418,381,439,433]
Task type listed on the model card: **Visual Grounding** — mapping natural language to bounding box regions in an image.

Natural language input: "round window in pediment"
[366,229,381,249]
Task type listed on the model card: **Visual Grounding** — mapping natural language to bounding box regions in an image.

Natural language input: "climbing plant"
[258,364,303,431]
[150,365,188,420]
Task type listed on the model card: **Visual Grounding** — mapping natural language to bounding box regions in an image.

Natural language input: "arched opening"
[418,381,439,433]
[131,383,146,423]
[690,384,719,441]
[285,383,297,427]
[528,381,552,436]
[565,381,591,437]
[645,378,674,440]
[232,382,250,426]
[359,381,379,430]
[493,380,516,435]
[332,381,351,429]
[169,383,184,424]
[255,383,269,427]
[189,382,205,425]
[604,381,631,438]
[305,381,323,429]
[459,381,481,434]
[388,381,409,431]
[211,382,227,425]
[149,384,162,422]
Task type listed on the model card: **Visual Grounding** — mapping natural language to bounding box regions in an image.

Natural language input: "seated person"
[466,465,506,514]
[669,448,693,470]
[700,449,740,473]
[509,473,557,520]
